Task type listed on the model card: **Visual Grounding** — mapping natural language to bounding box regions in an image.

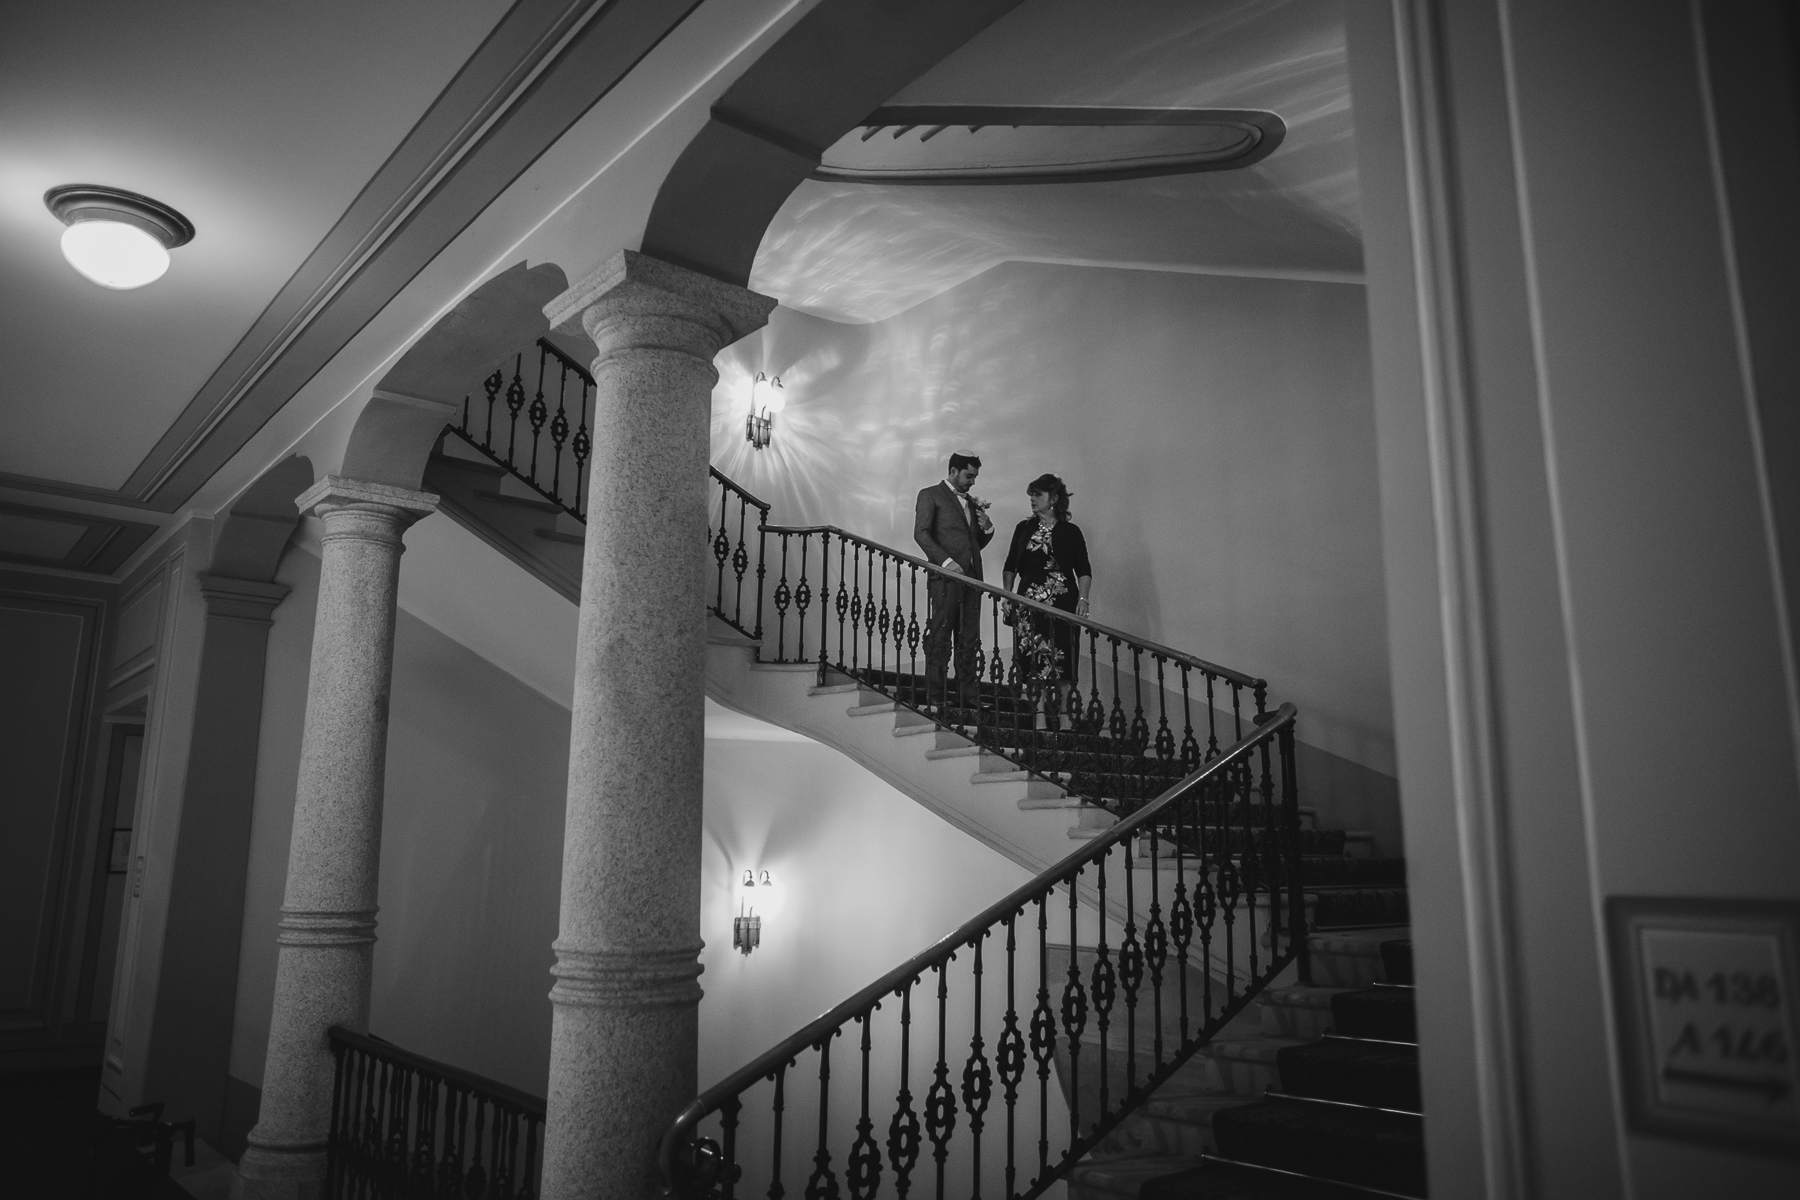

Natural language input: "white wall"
[229,548,1053,1160]
[709,261,1399,849]
[698,736,1068,1199]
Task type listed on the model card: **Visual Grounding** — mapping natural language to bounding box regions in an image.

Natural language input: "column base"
[234,1141,327,1200]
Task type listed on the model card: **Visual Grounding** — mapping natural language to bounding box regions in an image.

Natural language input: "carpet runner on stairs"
[1073,938,1424,1200]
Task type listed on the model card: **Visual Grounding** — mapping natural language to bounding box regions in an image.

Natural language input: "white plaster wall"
[710,262,1399,847]
[229,547,1055,1152]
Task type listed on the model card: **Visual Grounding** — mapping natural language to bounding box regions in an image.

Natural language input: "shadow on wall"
[710,260,1399,850]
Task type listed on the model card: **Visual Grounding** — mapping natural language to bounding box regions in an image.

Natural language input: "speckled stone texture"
[541,252,774,1200]
[237,478,436,1200]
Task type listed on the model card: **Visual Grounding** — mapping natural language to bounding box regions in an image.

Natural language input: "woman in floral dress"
[1002,473,1093,687]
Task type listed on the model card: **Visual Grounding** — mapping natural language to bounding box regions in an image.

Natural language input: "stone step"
[1070,1153,1201,1200]
[1212,1038,1307,1098]
[1257,987,1346,1039]
[1307,928,1409,990]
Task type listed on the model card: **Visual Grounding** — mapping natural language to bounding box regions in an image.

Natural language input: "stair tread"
[473,488,563,513]
[1141,1155,1420,1200]
[1214,1038,1308,1063]
[429,452,507,476]
[1262,986,1348,1010]
[1211,1098,1426,1197]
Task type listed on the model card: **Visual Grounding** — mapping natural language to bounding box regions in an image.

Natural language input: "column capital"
[294,475,438,525]
[196,573,291,622]
[545,250,776,357]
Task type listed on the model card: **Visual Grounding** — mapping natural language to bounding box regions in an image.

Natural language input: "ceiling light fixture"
[45,185,194,290]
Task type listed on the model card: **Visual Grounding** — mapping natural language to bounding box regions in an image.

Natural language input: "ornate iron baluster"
[815,531,831,685]
[773,536,793,662]
[1061,875,1087,1150]
[549,360,571,507]
[1204,672,1221,760]
[720,1097,742,1200]
[924,964,955,1200]
[519,1113,541,1200]
[1171,792,1194,1042]
[1092,853,1115,1125]
[876,556,891,682]
[1179,665,1201,775]
[1119,847,1143,1100]
[905,568,920,707]
[962,936,992,1200]
[1146,818,1167,1067]
[806,1034,839,1200]
[734,496,752,630]
[834,537,849,675]
[886,983,920,1200]
[997,916,1024,1200]
[795,534,813,664]
[770,1064,788,1200]
[482,367,502,449]
[1282,724,1309,984]
[715,480,733,616]
[848,1014,880,1200]
[504,355,526,466]
[573,375,592,519]
[1029,898,1055,1181]
[527,345,549,484]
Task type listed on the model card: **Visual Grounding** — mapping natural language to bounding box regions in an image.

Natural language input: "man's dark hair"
[948,451,982,473]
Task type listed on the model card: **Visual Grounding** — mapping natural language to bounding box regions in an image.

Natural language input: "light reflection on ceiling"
[749,0,1356,325]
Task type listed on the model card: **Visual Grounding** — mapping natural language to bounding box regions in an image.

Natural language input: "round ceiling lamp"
[44,185,194,290]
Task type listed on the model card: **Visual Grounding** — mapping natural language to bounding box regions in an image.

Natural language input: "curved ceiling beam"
[640,0,1026,287]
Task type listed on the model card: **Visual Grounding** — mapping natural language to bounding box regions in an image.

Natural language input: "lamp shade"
[60,221,171,289]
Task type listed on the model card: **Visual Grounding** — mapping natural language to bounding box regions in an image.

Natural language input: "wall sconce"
[745,372,784,450]
[734,868,774,955]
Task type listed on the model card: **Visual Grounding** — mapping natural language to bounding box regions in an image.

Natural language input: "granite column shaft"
[238,478,436,1200]
[540,252,773,1200]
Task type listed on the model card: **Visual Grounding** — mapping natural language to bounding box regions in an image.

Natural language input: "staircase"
[1075,939,1421,1200]
[420,340,1417,1200]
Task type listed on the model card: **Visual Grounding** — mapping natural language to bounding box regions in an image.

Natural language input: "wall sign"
[1606,898,1800,1158]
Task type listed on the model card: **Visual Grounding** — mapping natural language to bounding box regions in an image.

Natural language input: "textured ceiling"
[750,0,1357,323]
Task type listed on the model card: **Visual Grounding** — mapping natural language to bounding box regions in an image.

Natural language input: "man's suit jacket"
[915,481,994,580]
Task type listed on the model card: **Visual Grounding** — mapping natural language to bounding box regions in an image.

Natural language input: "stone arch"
[209,453,316,582]
[639,0,1024,286]
[339,261,570,491]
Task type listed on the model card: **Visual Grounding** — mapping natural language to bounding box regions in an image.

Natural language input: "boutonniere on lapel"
[968,493,993,531]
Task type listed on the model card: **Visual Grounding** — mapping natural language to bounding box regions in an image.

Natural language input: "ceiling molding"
[0,499,158,575]
[5,0,705,515]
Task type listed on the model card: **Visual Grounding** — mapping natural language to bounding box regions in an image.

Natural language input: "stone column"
[540,251,774,1200]
[238,478,436,1200]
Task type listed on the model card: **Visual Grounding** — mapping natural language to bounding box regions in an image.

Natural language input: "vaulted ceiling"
[752,0,1357,323]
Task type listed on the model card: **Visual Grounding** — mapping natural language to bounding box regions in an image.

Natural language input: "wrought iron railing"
[754,524,1268,814]
[451,339,596,520]
[709,470,771,640]
[326,1026,545,1200]
[659,705,1305,1200]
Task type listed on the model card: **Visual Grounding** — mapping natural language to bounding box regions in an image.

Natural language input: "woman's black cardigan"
[1002,519,1093,593]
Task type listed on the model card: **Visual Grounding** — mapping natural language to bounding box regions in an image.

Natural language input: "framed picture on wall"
[108,828,132,874]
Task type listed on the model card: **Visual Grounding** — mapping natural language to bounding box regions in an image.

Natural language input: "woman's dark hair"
[1027,473,1071,521]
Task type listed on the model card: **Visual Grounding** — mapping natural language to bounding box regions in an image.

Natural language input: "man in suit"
[915,450,994,701]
